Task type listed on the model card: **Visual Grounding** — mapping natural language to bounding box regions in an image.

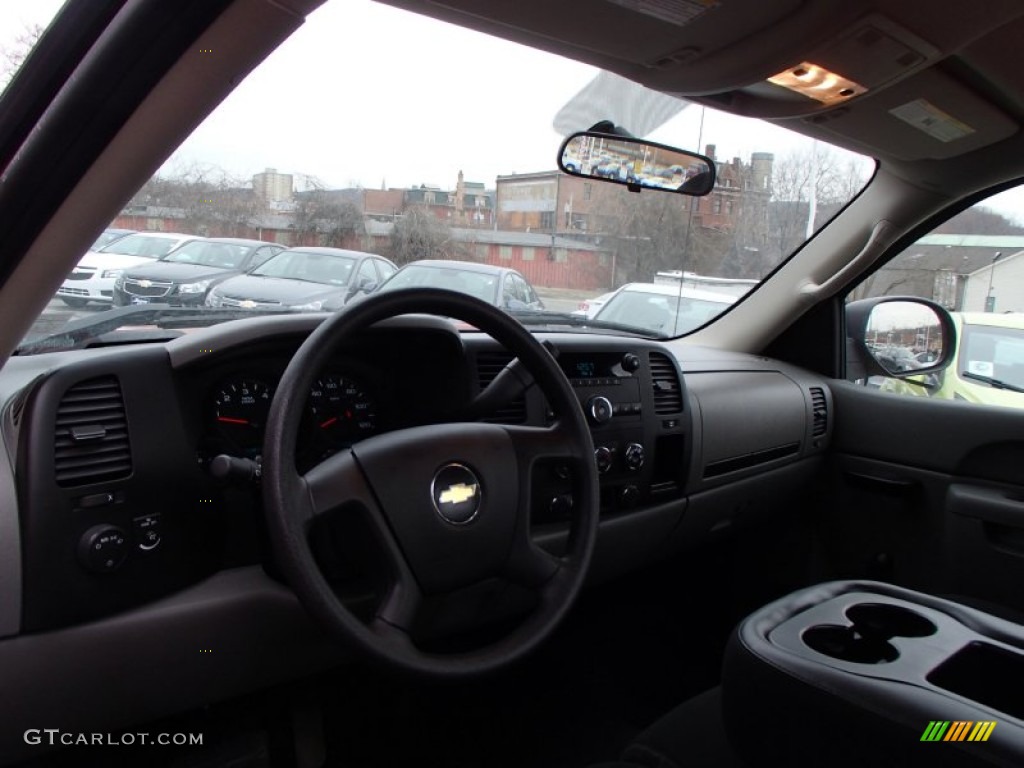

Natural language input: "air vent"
[54,377,132,487]
[649,352,683,414]
[475,351,526,424]
[810,387,828,437]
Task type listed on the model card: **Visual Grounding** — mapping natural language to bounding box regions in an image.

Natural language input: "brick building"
[688,145,773,236]
[495,171,598,235]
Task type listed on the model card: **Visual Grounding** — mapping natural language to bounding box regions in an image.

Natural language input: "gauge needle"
[217,416,250,425]
[320,417,338,429]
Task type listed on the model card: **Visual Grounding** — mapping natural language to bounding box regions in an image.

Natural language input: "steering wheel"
[262,288,599,676]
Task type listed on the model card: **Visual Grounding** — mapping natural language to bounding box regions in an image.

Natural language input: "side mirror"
[557,132,715,195]
[846,297,956,383]
[348,277,377,298]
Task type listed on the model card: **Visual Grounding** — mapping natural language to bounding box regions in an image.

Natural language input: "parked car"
[375,259,544,311]
[572,290,615,318]
[56,231,199,308]
[112,238,284,307]
[593,282,735,335]
[90,227,136,251]
[881,312,1024,405]
[205,247,396,311]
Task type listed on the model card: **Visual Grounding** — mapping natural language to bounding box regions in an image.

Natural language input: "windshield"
[98,234,184,259]
[163,241,251,269]
[13,0,873,351]
[251,251,356,286]
[960,321,1024,391]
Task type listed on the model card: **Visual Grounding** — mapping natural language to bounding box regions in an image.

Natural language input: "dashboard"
[0,313,834,759]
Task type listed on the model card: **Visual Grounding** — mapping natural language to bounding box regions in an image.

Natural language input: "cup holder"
[801,603,937,664]
[803,624,899,664]
[845,603,937,639]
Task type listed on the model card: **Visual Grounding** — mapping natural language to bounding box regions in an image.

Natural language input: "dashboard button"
[133,514,162,551]
[594,446,614,474]
[77,492,114,509]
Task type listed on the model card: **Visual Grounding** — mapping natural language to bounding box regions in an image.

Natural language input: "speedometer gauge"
[213,378,273,455]
[308,374,377,449]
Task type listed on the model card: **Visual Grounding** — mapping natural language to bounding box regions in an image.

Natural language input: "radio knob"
[624,442,645,471]
[621,353,641,373]
[594,446,613,474]
[588,396,614,425]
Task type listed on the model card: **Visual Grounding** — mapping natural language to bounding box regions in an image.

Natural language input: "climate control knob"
[588,396,614,425]
[621,352,641,373]
[594,446,614,474]
[624,442,645,471]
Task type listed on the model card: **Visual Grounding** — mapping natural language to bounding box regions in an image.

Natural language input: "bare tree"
[0,24,43,91]
[292,178,364,248]
[387,206,462,265]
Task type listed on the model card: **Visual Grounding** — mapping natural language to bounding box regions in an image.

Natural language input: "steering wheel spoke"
[504,538,563,588]
[301,449,376,524]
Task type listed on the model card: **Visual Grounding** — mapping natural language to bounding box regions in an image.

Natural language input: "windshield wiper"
[961,371,1024,393]
[15,304,296,355]
[509,309,668,339]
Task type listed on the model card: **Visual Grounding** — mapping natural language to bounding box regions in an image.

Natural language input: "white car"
[593,282,736,335]
[56,232,198,308]
[572,290,615,318]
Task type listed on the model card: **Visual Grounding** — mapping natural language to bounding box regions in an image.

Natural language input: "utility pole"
[985,251,1002,312]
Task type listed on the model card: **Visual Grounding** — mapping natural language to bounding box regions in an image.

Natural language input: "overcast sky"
[2,0,1022,223]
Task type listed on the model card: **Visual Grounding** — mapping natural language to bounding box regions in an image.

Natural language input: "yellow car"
[882,312,1024,405]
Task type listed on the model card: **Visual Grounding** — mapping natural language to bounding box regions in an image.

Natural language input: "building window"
[476,244,488,259]
[583,183,592,201]
[554,248,568,262]
[499,245,512,260]
[424,191,435,204]
[725,200,734,215]
[692,198,700,212]
[522,247,535,261]
[598,252,610,267]
[712,197,722,214]
[540,211,555,230]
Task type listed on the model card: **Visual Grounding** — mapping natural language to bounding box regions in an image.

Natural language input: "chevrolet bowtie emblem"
[438,482,477,505]
[138,279,152,288]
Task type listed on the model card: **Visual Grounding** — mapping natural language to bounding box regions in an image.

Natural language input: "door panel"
[824,380,1024,611]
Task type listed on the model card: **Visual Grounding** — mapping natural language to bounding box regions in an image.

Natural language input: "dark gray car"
[205,247,397,311]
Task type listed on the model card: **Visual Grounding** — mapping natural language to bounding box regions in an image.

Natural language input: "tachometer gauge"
[308,374,377,449]
[213,378,273,455]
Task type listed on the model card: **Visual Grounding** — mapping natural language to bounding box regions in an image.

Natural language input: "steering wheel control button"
[133,514,162,551]
[431,463,482,525]
[594,446,614,474]
[588,395,614,425]
[78,524,129,573]
[624,442,645,471]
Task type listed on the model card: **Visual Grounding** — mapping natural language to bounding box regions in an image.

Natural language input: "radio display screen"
[559,353,622,380]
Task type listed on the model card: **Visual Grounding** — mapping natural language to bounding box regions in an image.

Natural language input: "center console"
[724,581,1024,767]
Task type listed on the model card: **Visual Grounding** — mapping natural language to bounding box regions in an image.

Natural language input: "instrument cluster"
[206,367,380,468]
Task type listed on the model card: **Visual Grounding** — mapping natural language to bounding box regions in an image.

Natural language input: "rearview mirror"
[557,132,715,195]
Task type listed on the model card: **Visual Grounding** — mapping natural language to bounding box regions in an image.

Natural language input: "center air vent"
[649,352,683,414]
[810,387,828,437]
[54,376,132,487]
[475,351,526,424]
